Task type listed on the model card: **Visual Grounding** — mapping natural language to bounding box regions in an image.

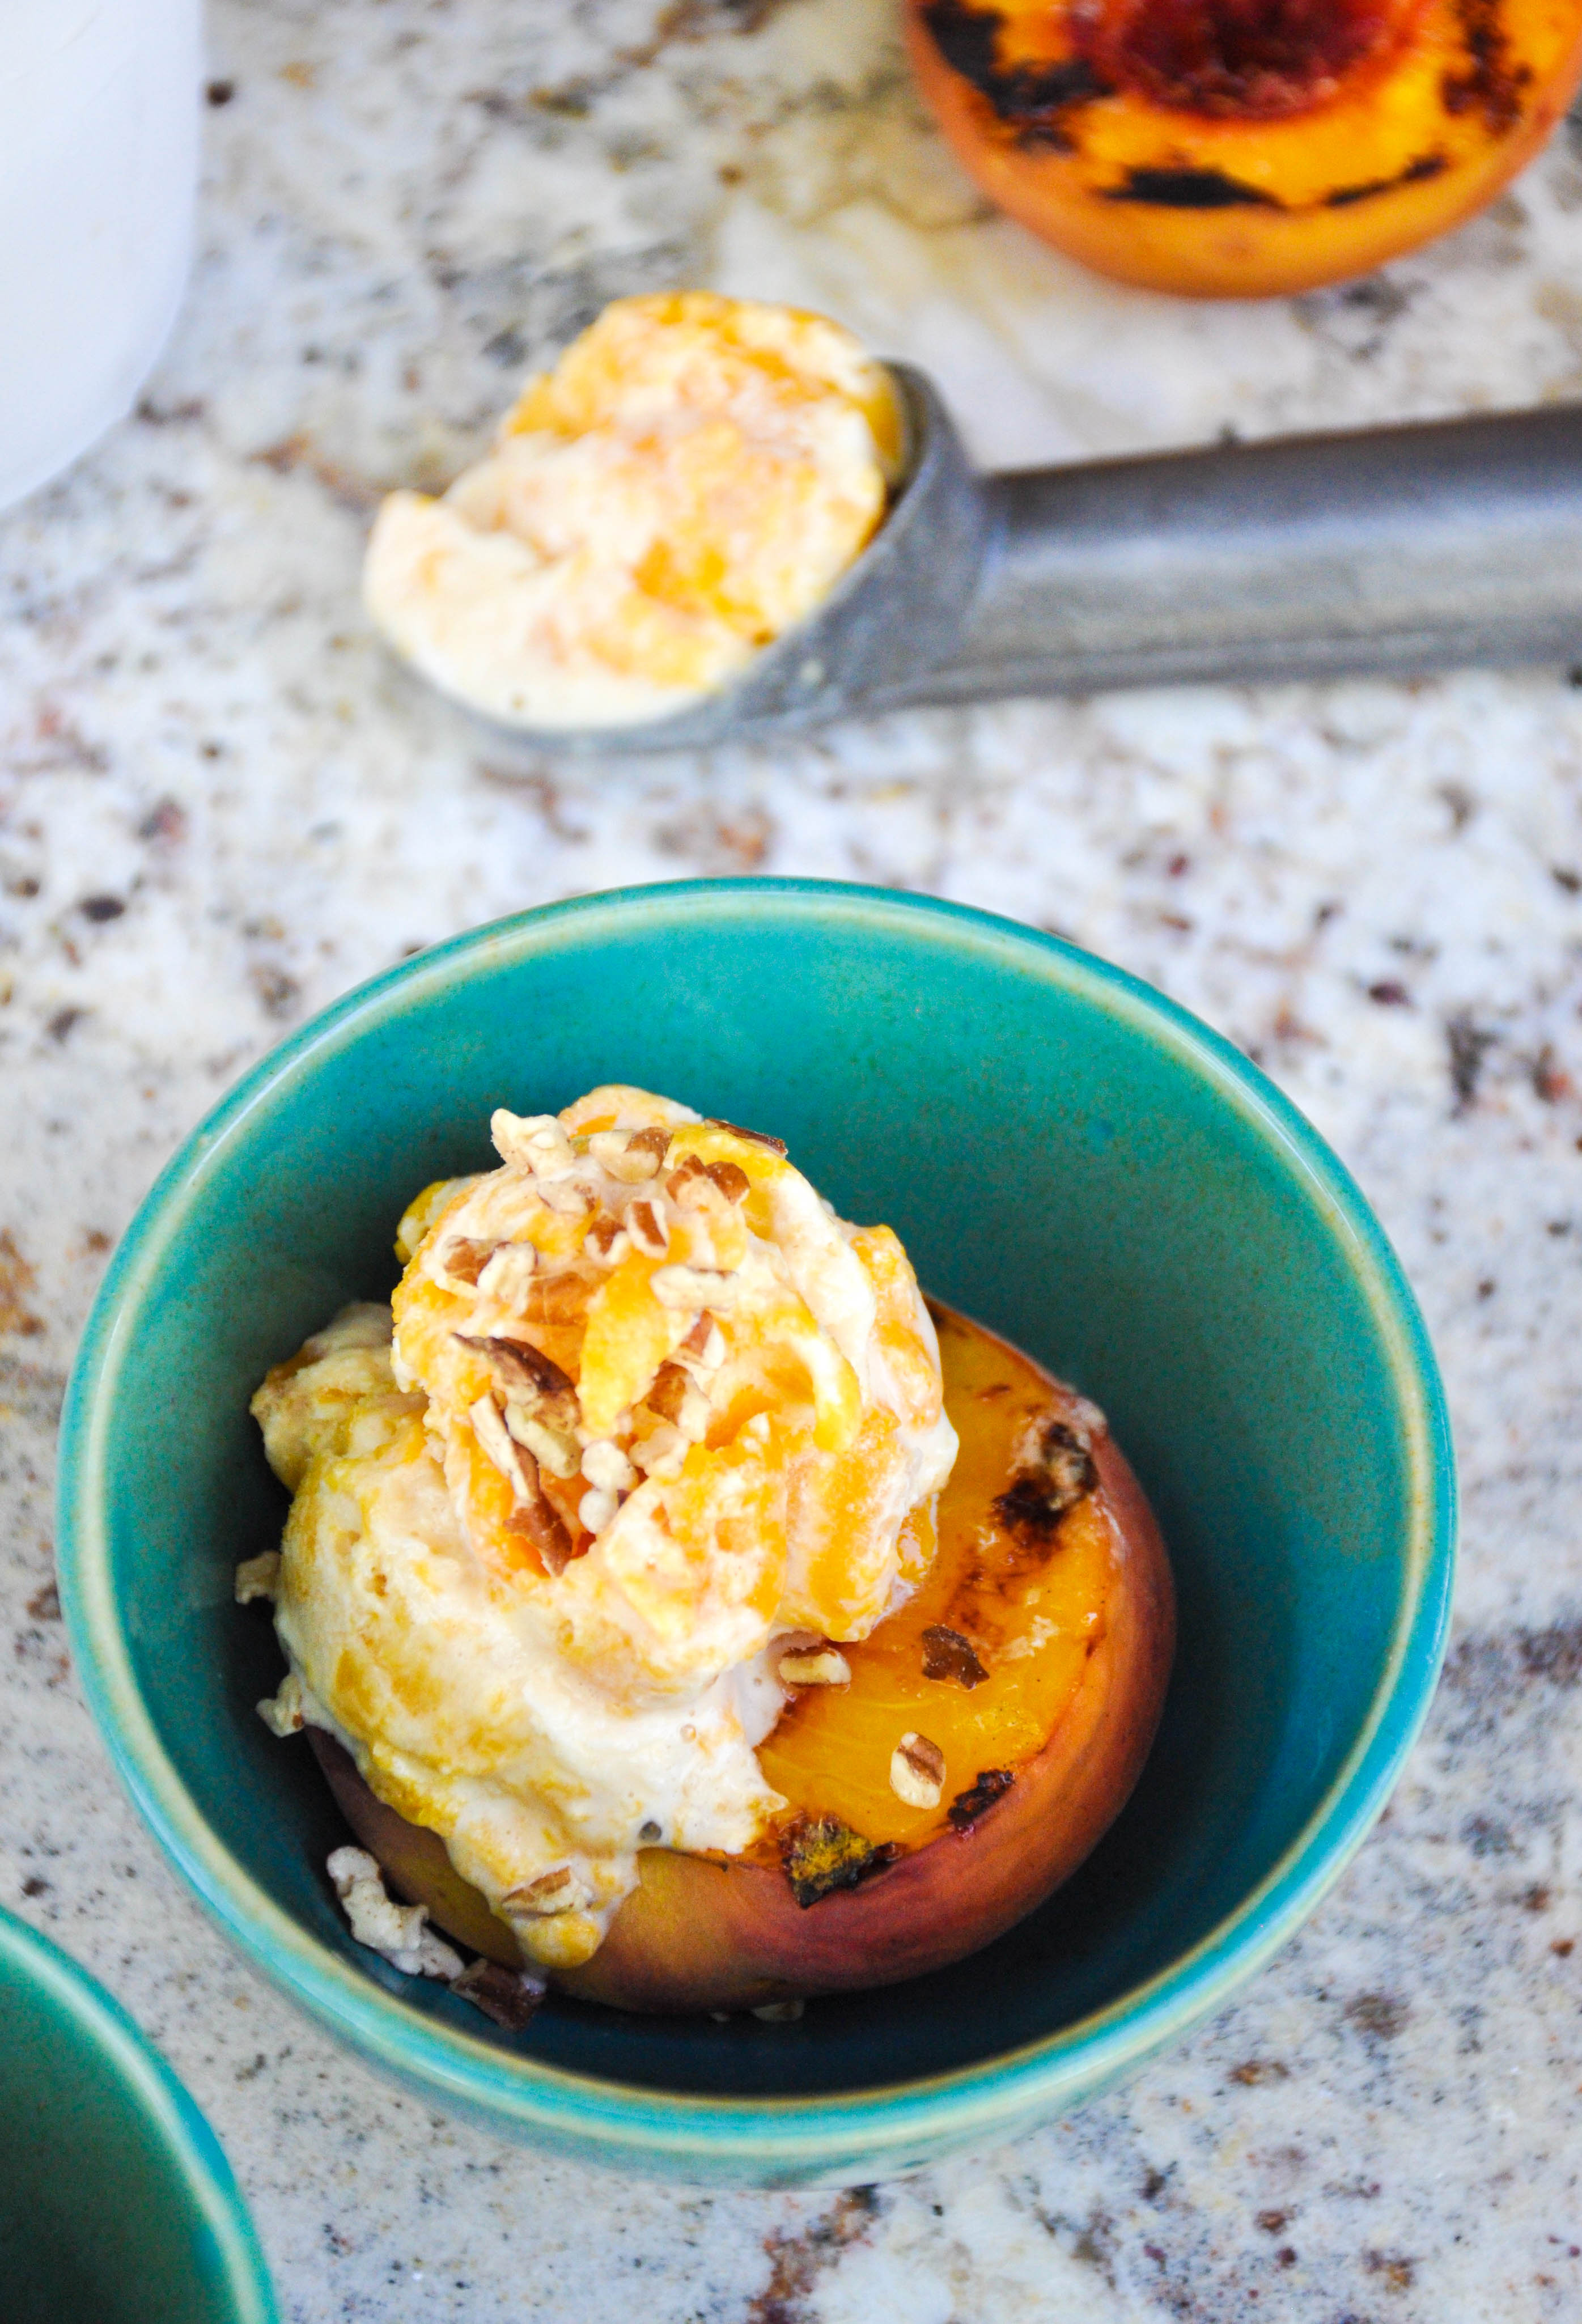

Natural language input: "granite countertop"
[4,1,1582,2315]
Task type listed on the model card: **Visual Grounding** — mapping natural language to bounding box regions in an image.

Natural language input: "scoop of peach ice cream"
[362,292,902,731]
[249,1087,955,1969]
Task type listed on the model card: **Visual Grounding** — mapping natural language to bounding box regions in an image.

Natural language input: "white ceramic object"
[0,0,201,514]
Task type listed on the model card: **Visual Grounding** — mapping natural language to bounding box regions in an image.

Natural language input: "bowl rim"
[58,877,1456,2175]
[0,1903,278,2321]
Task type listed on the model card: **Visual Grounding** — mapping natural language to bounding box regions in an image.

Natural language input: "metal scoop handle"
[906,397,1582,709]
[525,368,1582,753]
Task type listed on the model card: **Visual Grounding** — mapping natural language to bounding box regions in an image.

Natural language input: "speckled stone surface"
[4,2,1582,2316]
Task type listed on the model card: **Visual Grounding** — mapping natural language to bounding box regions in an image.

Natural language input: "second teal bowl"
[0,1906,275,2323]
[58,880,1454,2186]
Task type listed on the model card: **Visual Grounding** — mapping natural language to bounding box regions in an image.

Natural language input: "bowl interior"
[0,1910,274,2324]
[70,884,1445,2106]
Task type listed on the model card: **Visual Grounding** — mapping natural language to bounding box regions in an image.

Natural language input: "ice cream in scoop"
[363,293,904,731]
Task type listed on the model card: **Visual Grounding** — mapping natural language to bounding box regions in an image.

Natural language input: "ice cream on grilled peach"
[251,1088,957,1974]
[249,1085,1173,2009]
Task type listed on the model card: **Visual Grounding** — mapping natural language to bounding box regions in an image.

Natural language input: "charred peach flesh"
[907,0,1582,296]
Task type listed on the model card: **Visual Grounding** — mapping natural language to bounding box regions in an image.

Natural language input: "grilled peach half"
[907,0,1582,298]
[311,1303,1174,2015]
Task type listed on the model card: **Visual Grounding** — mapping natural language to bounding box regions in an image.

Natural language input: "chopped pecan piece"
[890,1731,946,1808]
[537,1177,588,1218]
[646,1359,710,1441]
[675,1314,726,1372]
[651,1262,743,1311]
[643,1362,690,1423]
[625,1197,669,1259]
[994,1417,1097,1545]
[780,1814,896,1908]
[492,1109,576,1179]
[476,1245,538,1309]
[706,1160,750,1204]
[439,1236,501,1286]
[665,1153,715,1206]
[504,1864,592,1915]
[521,1268,599,1325]
[778,1646,851,1687]
[456,1334,578,1428]
[589,1125,668,1182]
[706,1117,787,1155]
[449,1956,546,2031]
[583,1215,629,1266]
[470,1393,531,1490]
[947,1769,1015,1834]
[506,1407,580,1479]
[472,1396,574,1574]
[921,1625,989,1689]
[581,1438,636,1494]
[631,1422,687,1479]
[503,1490,574,1576]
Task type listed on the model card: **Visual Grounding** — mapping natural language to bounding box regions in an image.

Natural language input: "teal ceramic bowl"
[58,880,1454,2187]
[0,1906,277,2323]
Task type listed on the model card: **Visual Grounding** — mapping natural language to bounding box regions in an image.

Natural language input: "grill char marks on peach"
[921,0,1116,143]
[994,1417,1097,1545]
[757,1308,1121,1856]
[780,1816,898,1907]
[948,1767,1016,1833]
[1442,0,1530,129]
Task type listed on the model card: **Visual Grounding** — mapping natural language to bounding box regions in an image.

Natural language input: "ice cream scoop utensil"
[540,367,1582,752]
